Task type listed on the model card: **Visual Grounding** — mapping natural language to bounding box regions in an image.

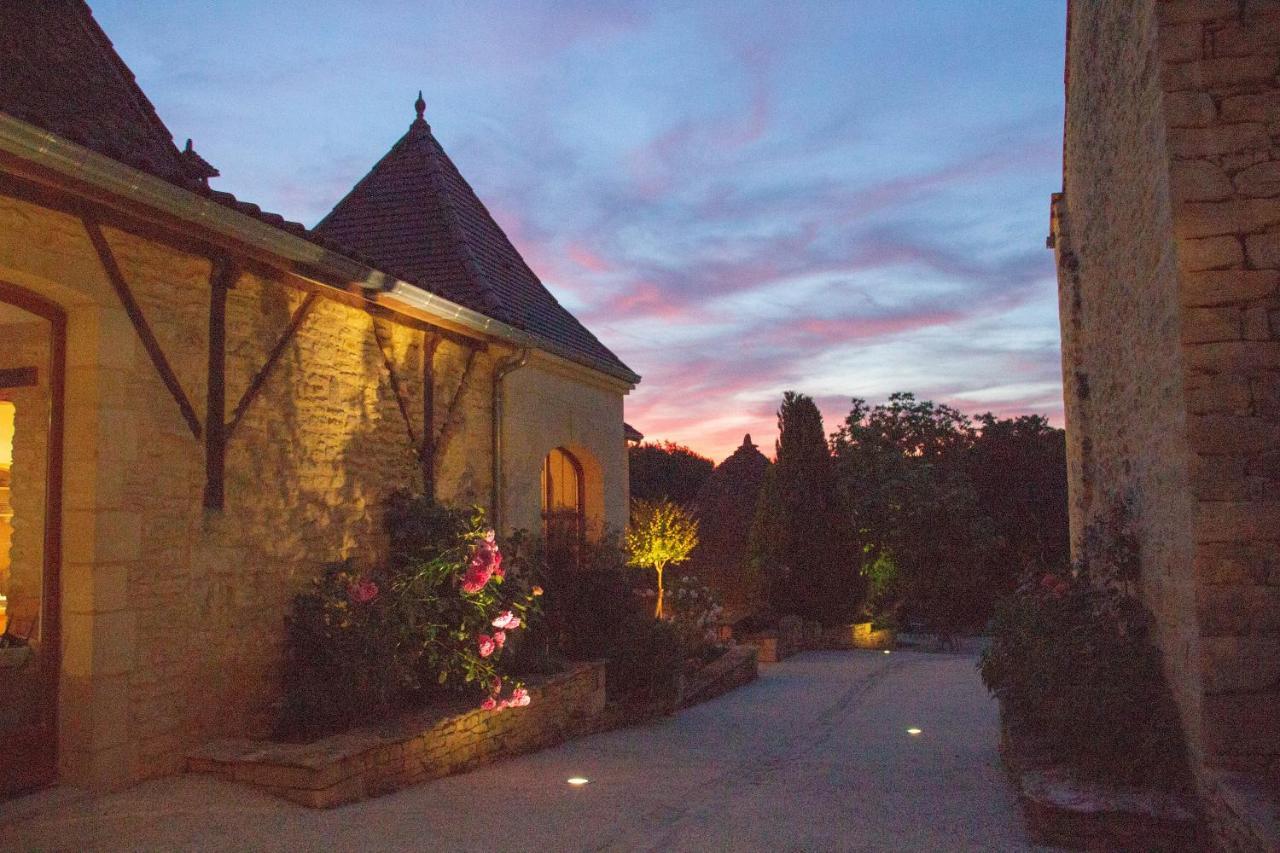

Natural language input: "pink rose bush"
[347,576,379,604]
[280,498,541,737]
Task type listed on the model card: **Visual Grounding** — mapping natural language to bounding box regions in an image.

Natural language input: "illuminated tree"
[626,499,699,619]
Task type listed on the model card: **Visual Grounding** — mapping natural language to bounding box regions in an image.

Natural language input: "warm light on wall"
[0,400,13,468]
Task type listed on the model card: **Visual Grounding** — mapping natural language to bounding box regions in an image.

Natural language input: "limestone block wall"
[1056,0,1203,768]
[0,192,502,787]
[1058,0,1280,796]
[1154,0,1280,781]
[500,354,629,538]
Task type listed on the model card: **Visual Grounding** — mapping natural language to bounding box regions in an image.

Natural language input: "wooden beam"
[432,347,480,470]
[82,215,203,440]
[0,167,487,348]
[372,318,419,452]
[420,334,440,497]
[0,366,38,389]
[203,256,238,510]
[226,293,316,439]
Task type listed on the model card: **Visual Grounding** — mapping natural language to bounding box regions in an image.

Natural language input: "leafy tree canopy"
[626,499,699,618]
[629,441,714,506]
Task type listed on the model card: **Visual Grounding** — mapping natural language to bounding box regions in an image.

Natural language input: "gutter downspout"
[492,348,530,532]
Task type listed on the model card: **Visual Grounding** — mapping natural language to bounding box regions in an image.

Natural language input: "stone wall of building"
[1056,0,1203,770]
[1057,0,1280,830]
[501,354,630,537]
[1153,0,1280,785]
[0,193,515,787]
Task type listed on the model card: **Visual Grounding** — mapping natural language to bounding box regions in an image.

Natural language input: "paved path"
[2,650,1045,852]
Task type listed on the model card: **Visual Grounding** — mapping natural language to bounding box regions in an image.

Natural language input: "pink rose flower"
[491,676,502,692]
[477,634,496,658]
[348,577,379,604]
[493,630,506,648]
[461,564,492,594]
[483,529,496,545]
[492,610,521,630]
[509,687,530,707]
[480,697,497,711]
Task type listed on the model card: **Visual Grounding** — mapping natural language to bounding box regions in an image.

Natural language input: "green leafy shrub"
[277,496,539,740]
[513,531,684,701]
[604,616,685,703]
[980,534,1188,786]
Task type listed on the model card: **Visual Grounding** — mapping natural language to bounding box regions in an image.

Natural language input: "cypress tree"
[749,392,852,623]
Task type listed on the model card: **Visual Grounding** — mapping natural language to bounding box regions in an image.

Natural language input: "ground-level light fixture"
[567,776,590,786]
[907,727,922,736]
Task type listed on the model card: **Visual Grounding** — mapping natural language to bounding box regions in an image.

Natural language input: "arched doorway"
[542,447,584,561]
[0,281,65,797]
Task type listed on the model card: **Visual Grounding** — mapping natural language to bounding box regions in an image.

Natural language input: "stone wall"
[187,662,608,808]
[1056,0,1203,770]
[501,354,630,537]
[0,191,623,790]
[1056,0,1280,834]
[1152,0,1280,785]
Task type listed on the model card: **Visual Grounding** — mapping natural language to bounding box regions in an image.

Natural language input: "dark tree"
[966,413,1069,577]
[750,392,855,624]
[831,394,1068,634]
[687,435,771,620]
[628,441,714,506]
[832,393,992,635]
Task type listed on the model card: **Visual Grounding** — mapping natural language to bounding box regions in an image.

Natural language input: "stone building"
[0,1,637,795]
[1051,0,1278,844]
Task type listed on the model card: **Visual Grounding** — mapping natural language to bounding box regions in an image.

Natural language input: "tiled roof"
[316,97,635,380]
[0,0,201,186]
[0,2,636,383]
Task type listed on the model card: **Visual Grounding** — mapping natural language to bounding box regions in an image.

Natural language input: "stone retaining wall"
[188,662,606,808]
[678,645,758,708]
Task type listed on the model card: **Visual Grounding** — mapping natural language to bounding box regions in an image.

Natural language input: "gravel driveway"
[1,649,1045,852]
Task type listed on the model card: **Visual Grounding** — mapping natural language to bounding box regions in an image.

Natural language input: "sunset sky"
[93,0,1067,462]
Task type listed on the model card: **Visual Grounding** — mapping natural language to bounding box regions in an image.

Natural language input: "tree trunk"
[655,563,665,619]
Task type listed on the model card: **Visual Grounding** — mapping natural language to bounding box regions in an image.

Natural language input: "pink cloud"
[566,242,613,273]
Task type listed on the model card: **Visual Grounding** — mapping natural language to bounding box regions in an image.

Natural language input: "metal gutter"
[0,113,641,388]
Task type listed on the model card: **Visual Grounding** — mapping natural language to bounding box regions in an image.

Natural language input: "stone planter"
[189,663,607,808]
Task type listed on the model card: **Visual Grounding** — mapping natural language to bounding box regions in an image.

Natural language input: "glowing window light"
[567,776,590,786]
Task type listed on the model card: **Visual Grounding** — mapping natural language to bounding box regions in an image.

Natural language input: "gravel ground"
[1,649,1050,852]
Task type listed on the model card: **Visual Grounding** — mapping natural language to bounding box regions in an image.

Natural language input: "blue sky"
[94,0,1067,461]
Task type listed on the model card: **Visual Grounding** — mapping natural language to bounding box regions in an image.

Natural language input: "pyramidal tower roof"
[316,95,635,381]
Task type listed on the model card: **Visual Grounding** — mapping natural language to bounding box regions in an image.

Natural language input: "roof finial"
[414,90,426,122]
